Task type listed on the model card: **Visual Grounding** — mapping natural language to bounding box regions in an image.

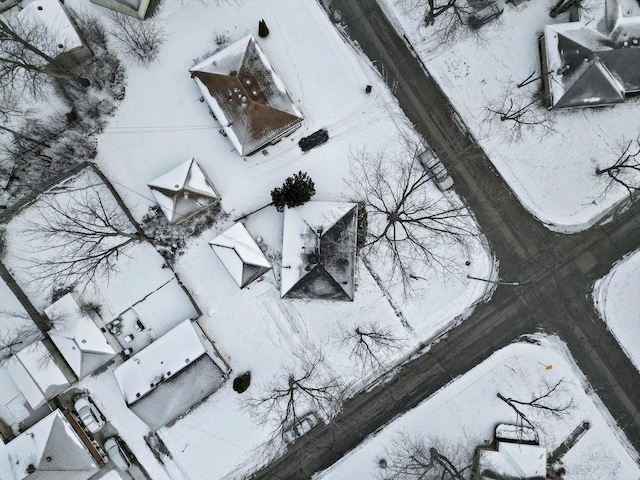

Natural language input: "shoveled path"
[250,1,640,478]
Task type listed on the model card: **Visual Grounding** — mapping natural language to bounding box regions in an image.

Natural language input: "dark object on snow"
[365,85,372,94]
[468,0,504,29]
[258,19,270,38]
[233,372,251,393]
[271,171,316,212]
[299,129,329,152]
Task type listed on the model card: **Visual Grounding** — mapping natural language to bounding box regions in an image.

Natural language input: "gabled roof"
[16,0,84,53]
[148,159,220,224]
[44,294,115,379]
[190,35,303,156]
[478,441,547,480]
[542,0,640,108]
[281,202,358,301]
[0,410,98,480]
[113,320,226,429]
[209,223,272,288]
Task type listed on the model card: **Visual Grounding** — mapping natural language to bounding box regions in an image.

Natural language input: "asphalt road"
[250,0,640,478]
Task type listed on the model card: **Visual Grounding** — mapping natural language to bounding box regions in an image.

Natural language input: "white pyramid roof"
[148,159,219,224]
[209,223,271,288]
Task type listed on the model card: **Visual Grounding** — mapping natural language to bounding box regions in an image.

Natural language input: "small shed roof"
[16,0,84,53]
[478,441,547,480]
[281,202,358,301]
[148,159,219,224]
[209,223,272,288]
[0,410,98,480]
[190,35,303,156]
[44,294,115,379]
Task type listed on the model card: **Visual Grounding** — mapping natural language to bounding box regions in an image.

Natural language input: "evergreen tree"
[271,171,316,212]
[258,19,270,38]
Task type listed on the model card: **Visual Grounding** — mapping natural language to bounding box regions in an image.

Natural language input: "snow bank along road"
[251,0,640,477]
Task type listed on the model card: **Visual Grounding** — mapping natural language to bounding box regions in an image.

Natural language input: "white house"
[209,222,272,288]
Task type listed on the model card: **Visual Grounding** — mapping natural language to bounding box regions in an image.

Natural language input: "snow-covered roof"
[542,0,640,108]
[478,441,547,480]
[190,35,303,156]
[281,202,358,301]
[16,0,84,53]
[0,410,98,480]
[209,222,272,288]
[148,158,220,224]
[113,320,225,429]
[44,293,116,378]
[1,341,69,413]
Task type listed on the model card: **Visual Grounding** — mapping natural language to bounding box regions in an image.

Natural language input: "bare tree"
[21,183,145,288]
[348,140,477,293]
[377,431,471,480]
[0,17,89,102]
[497,378,574,430]
[244,352,342,441]
[338,322,405,373]
[596,136,640,198]
[485,85,554,142]
[0,308,63,364]
[108,12,166,65]
[395,0,479,50]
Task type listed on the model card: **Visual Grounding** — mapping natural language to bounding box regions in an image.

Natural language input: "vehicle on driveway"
[104,436,132,471]
[283,412,319,444]
[73,394,106,434]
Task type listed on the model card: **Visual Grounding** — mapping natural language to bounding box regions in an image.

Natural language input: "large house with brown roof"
[190,35,303,156]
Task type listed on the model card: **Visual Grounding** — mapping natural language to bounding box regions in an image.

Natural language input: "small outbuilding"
[16,0,92,69]
[190,35,303,156]
[209,222,272,288]
[148,158,220,224]
[474,424,547,480]
[44,293,116,379]
[281,202,358,301]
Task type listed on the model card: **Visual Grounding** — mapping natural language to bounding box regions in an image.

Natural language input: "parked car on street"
[283,412,319,444]
[73,394,106,433]
[104,436,132,471]
[418,146,455,191]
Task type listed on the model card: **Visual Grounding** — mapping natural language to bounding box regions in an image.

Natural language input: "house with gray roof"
[89,0,152,19]
[190,35,303,156]
[0,409,99,480]
[281,202,358,301]
[541,0,640,108]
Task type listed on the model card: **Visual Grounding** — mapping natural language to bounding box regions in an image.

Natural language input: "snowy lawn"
[381,0,640,232]
[1,0,498,478]
[593,248,640,372]
[316,336,640,480]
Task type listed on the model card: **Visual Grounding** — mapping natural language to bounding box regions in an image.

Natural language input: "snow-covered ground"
[0,0,500,478]
[316,336,640,480]
[380,0,640,232]
[593,249,640,373]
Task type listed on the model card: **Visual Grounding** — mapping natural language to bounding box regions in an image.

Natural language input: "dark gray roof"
[130,355,226,430]
[282,204,358,301]
[545,12,640,108]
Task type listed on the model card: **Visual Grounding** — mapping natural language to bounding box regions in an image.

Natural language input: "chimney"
[604,0,622,35]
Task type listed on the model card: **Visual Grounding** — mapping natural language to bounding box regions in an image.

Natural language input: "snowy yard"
[381,0,640,232]
[593,248,640,372]
[316,336,640,480]
[0,0,501,478]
